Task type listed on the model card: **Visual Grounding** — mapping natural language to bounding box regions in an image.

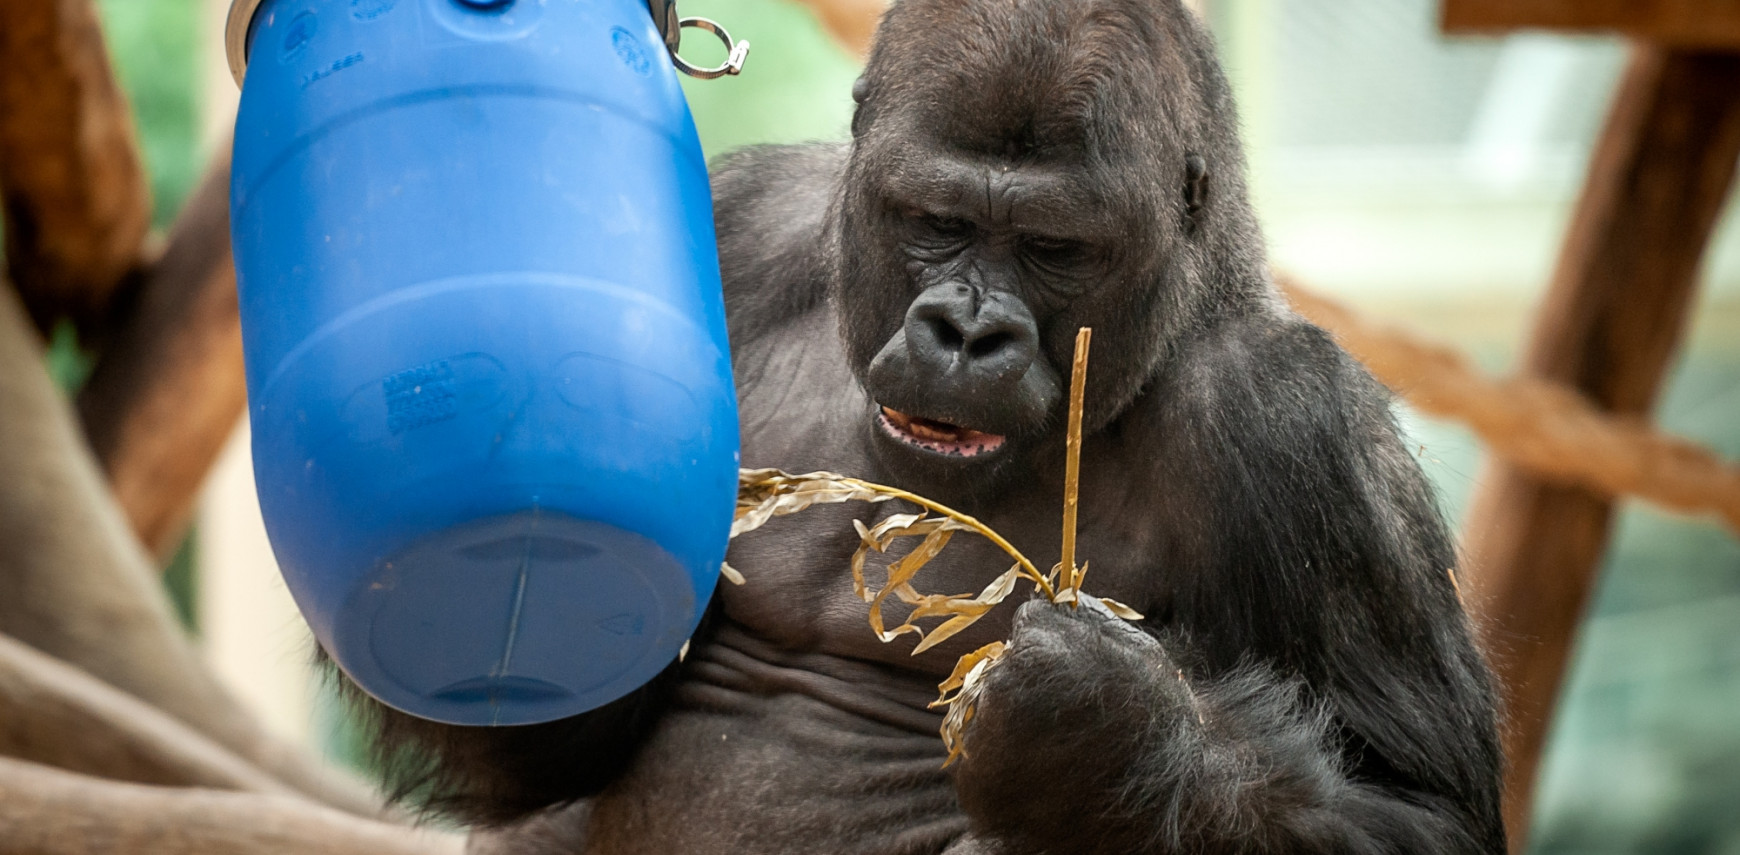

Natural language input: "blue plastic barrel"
[225,0,740,726]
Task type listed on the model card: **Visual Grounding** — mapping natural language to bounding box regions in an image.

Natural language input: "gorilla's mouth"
[877,406,1007,457]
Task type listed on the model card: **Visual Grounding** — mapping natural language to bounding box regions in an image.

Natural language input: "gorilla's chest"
[581,624,965,855]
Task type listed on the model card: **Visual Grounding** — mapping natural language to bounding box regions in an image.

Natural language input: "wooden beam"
[77,148,246,559]
[0,758,464,855]
[0,0,152,333]
[1443,0,1740,50]
[1459,47,1740,851]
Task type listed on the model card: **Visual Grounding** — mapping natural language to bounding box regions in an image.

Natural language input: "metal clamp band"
[669,16,749,80]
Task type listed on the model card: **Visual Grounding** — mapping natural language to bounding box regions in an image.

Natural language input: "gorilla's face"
[834,2,1211,495]
[855,163,1092,479]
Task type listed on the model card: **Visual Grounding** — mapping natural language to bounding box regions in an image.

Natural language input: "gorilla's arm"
[953,316,1506,854]
[709,143,845,346]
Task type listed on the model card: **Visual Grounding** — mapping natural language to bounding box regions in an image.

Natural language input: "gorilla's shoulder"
[1164,307,1395,443]
[709,143,849,338]
[710,142,848,205]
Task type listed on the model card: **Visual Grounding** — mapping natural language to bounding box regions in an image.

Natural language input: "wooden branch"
[1457,47,1740,851]
[1280,277,1740,532]
[0,633,295,795]
[789,0,885,57]
[1443,0,1740,50]
[0,281,382,818]
[0,758,463,855]
[78,147,248,558]
[0,0,152,332]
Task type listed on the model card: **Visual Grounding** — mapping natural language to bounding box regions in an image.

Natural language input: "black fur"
[338,1,1506,852]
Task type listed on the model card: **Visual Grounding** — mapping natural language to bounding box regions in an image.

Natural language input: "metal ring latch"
[670,17,748,80]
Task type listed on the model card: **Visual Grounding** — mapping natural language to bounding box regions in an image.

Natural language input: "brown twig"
[1059,328,1091,594]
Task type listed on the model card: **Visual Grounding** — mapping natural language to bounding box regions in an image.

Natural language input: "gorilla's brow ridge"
[874,146,1119,236]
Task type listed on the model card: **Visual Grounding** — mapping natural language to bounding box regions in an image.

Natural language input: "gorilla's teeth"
[877,407,1007,457]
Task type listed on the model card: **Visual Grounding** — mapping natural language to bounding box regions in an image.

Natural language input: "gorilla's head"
[833,0,1266,494]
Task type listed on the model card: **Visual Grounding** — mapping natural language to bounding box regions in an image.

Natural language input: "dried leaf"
[911,611,993,655]
[850,519,878,602]
[889,526,957,578]
[1098,597,1144,620]
[932,641,1006,704]
[720,562,746,586]
[730,470,897,537]
[867,542,933,641]
[934,644,1007,767]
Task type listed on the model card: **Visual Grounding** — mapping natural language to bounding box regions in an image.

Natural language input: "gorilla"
[349,0,1508,852]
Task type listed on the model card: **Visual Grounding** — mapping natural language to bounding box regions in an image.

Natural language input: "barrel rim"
[223,0,266,88]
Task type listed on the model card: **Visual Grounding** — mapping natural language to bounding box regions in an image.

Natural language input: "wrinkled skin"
[349,1,1507,852]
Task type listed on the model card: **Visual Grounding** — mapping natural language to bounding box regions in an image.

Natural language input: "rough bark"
[1458,47,1740,851]
[78,148,247,559]
[0,758,463,855]
[0,0,152,333]
[0,281,381,817]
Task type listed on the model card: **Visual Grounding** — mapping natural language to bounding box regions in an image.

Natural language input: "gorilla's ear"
[851,76,872,137]
[1184,153,1210,231]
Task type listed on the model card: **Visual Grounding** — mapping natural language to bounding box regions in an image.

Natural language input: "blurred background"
[85,0,1740,851]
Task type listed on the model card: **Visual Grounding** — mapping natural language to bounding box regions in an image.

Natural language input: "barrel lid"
[224,0,685,88]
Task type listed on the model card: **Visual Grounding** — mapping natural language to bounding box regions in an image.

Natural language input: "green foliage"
[677,0,863,159]
[42,319,94,392]
[162,530,200,634]
[96,0,201,226]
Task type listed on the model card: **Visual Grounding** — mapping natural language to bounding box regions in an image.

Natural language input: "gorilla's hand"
[952,598,1197,851]
[951,598,1480,854]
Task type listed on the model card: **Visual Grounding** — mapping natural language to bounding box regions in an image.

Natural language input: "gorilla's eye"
[899,206,973,242]
[1021,234,1089,269]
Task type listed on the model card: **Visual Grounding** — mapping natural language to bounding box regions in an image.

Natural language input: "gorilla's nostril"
[968,332,1012,359]
[935,320,966,350]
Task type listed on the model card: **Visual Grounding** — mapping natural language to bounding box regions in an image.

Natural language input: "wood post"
[0,0,153,333]
[1444,0,1740,50]
[1459,46,1740,851]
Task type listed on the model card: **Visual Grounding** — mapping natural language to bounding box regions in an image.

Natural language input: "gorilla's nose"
[904,284,1039,385]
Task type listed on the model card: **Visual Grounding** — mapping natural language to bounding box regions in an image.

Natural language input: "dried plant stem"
[730,326,1140,767]
[833,477,1057,601]
[1059,328,1091,594]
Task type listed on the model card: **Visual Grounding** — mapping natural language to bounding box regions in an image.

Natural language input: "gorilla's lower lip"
[877,407,1007,457]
